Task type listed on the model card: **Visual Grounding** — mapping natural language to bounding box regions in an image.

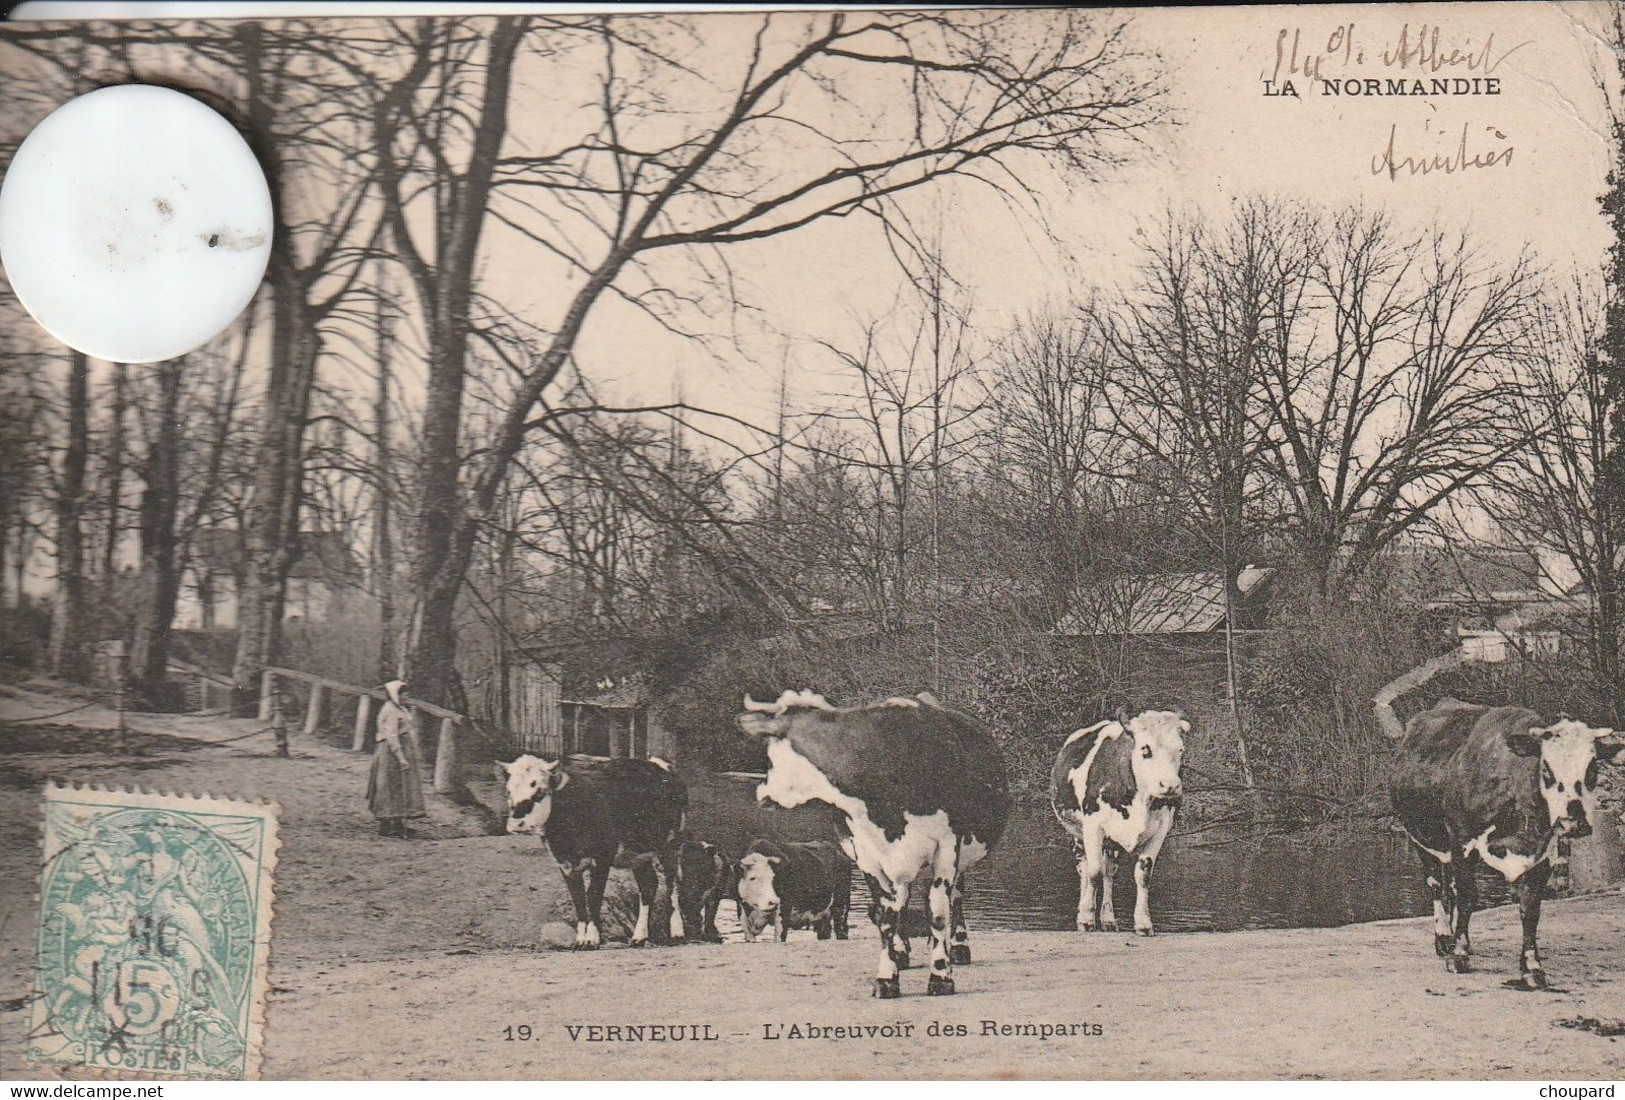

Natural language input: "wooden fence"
[258,666,469,793]
[165,658,235,713]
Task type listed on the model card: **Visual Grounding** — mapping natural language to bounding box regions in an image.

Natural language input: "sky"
[464,3,1621,435]
[5,3,1615,422]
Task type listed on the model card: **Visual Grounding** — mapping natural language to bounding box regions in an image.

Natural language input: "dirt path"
[2,676,1623,1080]
[257,896,1625,1080]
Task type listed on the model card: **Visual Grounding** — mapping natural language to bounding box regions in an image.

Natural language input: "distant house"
[1458,624,1566,663]
[173,530,364,631]
[1051,567,1275,638]
[1349,542,1594,664]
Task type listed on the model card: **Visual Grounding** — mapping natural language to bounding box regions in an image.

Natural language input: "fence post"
[259,669,275,721]
[353,693,373,752]
[434,716,461,794]
[272,685,289,758]
[303,682,325,737]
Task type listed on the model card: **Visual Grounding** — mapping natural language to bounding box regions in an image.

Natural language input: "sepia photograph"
[0,0,1622,1082]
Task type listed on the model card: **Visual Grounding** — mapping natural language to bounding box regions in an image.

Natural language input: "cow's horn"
[742,694,776,713]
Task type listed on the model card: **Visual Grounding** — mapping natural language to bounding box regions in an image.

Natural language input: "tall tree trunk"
[49,351,90,680]
[1598,7,1625,723]
[129,363,183,708]
[102,361,125,581]
[232,315,316,707]
[11,528,25,611]
[395,19,527,711]
[230,22,318,712]
[374,290,396,682]
[1592,496,1622,725]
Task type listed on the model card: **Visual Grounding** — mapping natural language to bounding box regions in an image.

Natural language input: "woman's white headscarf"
[384,679,407,707]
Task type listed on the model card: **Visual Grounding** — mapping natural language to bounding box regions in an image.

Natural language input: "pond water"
[687,774,1533,940]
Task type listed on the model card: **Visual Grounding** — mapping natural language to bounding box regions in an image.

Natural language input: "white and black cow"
[735,839,853,942]
[1389,698,1622,988]
[1049,710,1187,936]
[736,690,1010,998]
[500,754,687,949]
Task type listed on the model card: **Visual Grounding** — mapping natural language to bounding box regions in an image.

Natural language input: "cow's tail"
[1373,650,1465,741]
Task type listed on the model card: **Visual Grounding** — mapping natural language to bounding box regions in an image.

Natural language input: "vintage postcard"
[26,784,278,1080]
[1,1,1623,1083]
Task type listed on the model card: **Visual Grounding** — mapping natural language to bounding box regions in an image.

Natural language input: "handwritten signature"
[1270,23,1531,86]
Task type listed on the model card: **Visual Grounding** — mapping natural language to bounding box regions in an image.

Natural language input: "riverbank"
[2,676,1623,1079]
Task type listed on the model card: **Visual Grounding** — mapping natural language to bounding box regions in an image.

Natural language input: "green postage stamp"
[27,784,279,1080]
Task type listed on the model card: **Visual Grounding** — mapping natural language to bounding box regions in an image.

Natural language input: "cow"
[860,871,922,967]
[1389,698,1622,988]
[734,839,853,942]
[736,690,1011,998]
[499,754,686,950]
[677,840,729,944]
[1049,710,1187,936]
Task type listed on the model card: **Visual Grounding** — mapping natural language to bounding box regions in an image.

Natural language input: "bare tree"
[1099,201,1315,794]
[1595,2,1625,722]
[99,362,126,583]
[1095,199,1544,795]
[0,335,48,611]
[808,281,982,636]
[375,10,1163,707]
[372,287,399,681]
[228,21,386,711]
[1257,206,1539,594]
[127,362,183,707]
[47,350,89,680]
[370,16,531,710]
[981,307,1123,614]
[1488,286,1622,718]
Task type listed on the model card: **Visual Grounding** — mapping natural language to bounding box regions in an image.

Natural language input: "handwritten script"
[1266,22,1531,88]
[1258,22,1526,181]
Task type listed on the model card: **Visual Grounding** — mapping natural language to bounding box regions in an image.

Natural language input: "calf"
[735,839,853,941]
[677,840,728,944]
[1050,710,1187,936]
[500,754,686,949]
[737,690,1010,998]
[1389,698,1621,988]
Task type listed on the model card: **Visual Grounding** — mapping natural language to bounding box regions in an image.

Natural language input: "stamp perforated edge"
[29,781,282,1081]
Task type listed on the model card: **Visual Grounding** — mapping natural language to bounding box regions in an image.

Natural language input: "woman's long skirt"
[367,742,427,820]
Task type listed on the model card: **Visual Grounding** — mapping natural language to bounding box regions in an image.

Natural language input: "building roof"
[1052,567,1273,637]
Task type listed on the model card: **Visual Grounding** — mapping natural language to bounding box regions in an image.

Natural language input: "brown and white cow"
[500,754,686,949]
[1049,710,1187,936]
[1389,698,1622,988]
[736,690,1010,998]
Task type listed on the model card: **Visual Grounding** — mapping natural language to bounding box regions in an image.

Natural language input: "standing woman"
[368,679,426,838]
